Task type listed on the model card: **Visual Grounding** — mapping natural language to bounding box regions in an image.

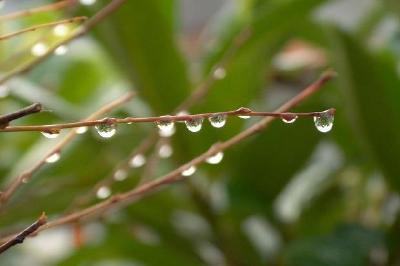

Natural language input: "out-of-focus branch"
[0,92,135,208]
[0,103,42,128]
[0,16,87,41]
[0,212,47,255]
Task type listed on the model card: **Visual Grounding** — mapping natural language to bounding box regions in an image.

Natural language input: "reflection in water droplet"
[41,131,60,139]
[130,154,146,168]
[76,126,88,134]
[206,152,224,165]
[213,67,226,80]
[314,109,334,133]
[114,169,127,181]
[182,166,196,176]
[209,115,226,128]
[53,24,69,37]
[45,152,60,163]
[95,123,116,138]
[157,118,175,137]
[281,115,298,124]
[185,118,203,133]
[55,45,68,55]
[31,42,48,57]
[158,144,173,158]
[96,186,111,199]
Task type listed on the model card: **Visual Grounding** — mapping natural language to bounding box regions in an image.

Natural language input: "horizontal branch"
[0,108,336,133]
[0,16,87,41]
[0,212,47,255]
[0,92,134,208]
[0,103,42,128]
[0,0,76,21]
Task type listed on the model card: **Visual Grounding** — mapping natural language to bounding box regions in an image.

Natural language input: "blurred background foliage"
[0,0,400,265]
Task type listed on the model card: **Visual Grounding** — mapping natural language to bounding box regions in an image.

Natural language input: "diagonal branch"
[0,92,135,208]
[0,212,47,255]
[0,103,42,128]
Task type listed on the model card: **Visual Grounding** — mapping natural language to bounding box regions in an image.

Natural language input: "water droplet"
[281,114,298,124]
[209,115,226,128]
[31,42,48,57]
[130,154,146,168]
[185,118,203,133]
[96,186,111,199]
[76,126,88,134]
[114,169,127,181]
[80,0,96,5]
[206,152,224,165]
[213,67,226,80]
[95,123,116,138]
[22,177,29,184]
[238,115,250,119]
[157,118,175,137]
[158,144,173,158]
[54,45,68,56]
[182,166,196,176]
[45,152,60,163]
[314,109,334,133]
[0,85,9,98]
[53,24,69,37]
[41,131,60,139]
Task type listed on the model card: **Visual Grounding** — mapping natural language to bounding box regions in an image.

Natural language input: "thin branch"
[0,108,335,133]
[0,103,42,128]
[26,70,336,234]
[0,0,128,86]
[0,0,76,21]
[0,16,87,41]
[0,212,47,255]
[0,92,135,208]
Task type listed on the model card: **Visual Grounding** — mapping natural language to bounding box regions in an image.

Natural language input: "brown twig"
[0,103,42,128]
[0,0,77,21]
[0,212,47,255]
[0,16,87,41]
[0,0,129,86]
[0,92,134,208]
[22,70,336,235]
[0,108,335,133]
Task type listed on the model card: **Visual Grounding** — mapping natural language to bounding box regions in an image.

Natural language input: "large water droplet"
[281,114,298,124]
[182,166,196,176]
[114,169,128,181]
[206,152,224,165]
[76,126,88,134]
[95,123,116,138]
[45,152,60,163]
[185,118,203,133]
[209,115,226,128]
[41,131,60,139]
[130,154,146,168]
[158,144,173,158]
[96,186,111,199]
[157,118,175,137]
[314,109,334,133]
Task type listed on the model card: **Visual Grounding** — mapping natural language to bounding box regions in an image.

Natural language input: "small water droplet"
[53,24,69,37]
[314,109,334,133]
[185,118,203,133]
[80,0,96,5]
[130,154,146,168]
[54,45,68,55]
[41,131,60,139]
[157,118,175,137]
[114,169,128,181]
[45,152,60,163]
[213,67,226,80]
[22,177,29,184]
[95,123,116,138]
[96,186,111,199]
[76,126,88,134]
[281,114,298,124]
[238,115,250,119]
[182,166,196,176]
[209,114,226,128]
[158,144,173,158]
[206,152,224,165]
[31,42,48,57]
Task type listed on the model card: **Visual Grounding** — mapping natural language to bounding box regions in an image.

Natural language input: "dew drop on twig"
[206,152,224,165]
[113,169,128,181]
[96,186,111,199]
[213,67,226,80]
[158,144,173,158]
[76,126,88,134]
[45,152,60,164]
[31,42,48,57]
[80,0,96,5]
[157,118,175,137]
[281,114,298,124]
[41,131,60,139]
[185,118,203,133]
[182,166,196,176]
[314,109,334,133]
[209,115,226,128]
[130,154,146,168]
[95,123,116,138]
[53,25,69,37]
[54,45,68,56]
